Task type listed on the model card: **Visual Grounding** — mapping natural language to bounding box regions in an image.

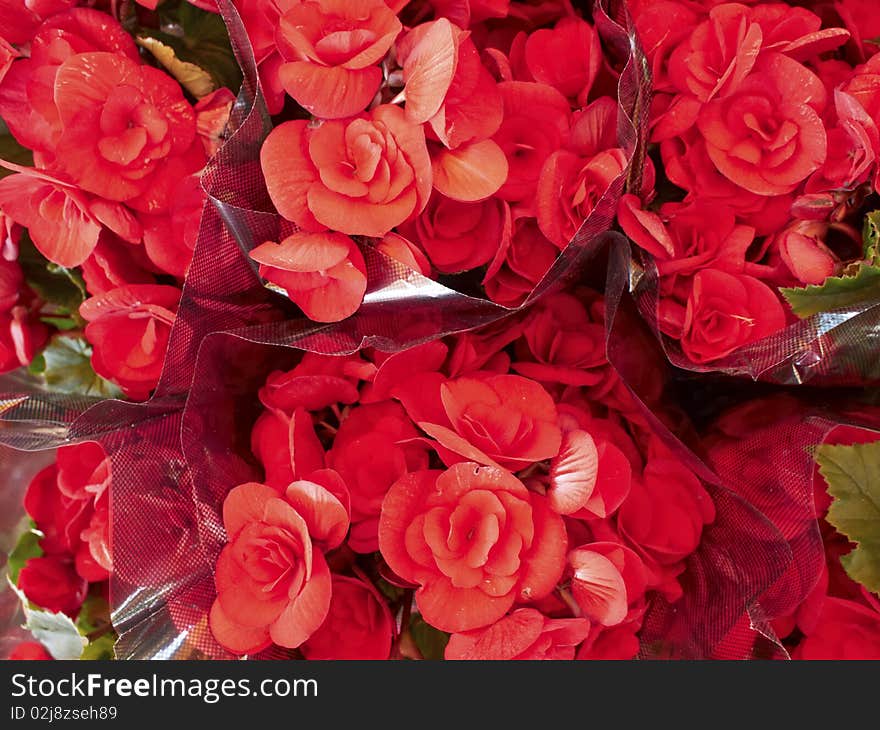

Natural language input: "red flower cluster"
[0,4,235,398]
[209,286,715,659]
[622,0,880,364]
[247,0,627,321]
[17,442,112,617]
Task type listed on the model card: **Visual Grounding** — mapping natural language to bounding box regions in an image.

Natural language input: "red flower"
[399,194,510,274]
[251,406,325,490]
[80,285,180,401]
[328,401,429,553]
[141,174,205,279]
[9,642,53,660]
[209,481,343,654]
[52,52,206,211]
[301,574,394,660]
[261,105,432,237]
[493,81,571,204]
[378,462,567,632]
[18,556,88,616]
[484,215,559,307]
[696,53,827,196]
[445,608,589,660]
[536,99,627,248]
[275,0,402,119]
[617,459,715,567]
[568,542,647,627]
[398,372,563,471]
[521,16,602,105]
[513,292,607,387]
[674,269,788,364]
[794,597,880,659]
[24,463,91,557]
[258,353,370,413]
[250,231,368,323]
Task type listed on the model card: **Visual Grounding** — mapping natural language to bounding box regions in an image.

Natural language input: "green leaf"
[36,335,123,398]
[374,577,405,603]
[17,234,87,322]
[780,263,880,318]
[816,440,880,593]
[137,1,242,98]
[7,579,87,659]
[80,632,116,661]
[409,614,449,661]
[6,525,42,585]
[864,210,880,264]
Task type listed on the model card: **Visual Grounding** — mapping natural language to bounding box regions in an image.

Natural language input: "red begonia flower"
[617,459,715,566]
[24,463,91,556]
[399,194,510,274]
[80,284,180,401]
[9,642,53,660]
[576,621,641,660]
[250,231,368,323]
[251,406,326,490]
[378,463,567,632]
[794,597,880,659]
[484,216,559,307]
[523,16,602,105]
[327,401,429,553]
[275,0,402,119]
[261,106,432,237]
[301,574,394,659]
[259,353,368,412]
[18,555,88,617]
[676,268,788,364]
[546,430,598,516]
[696,52,827,196]
[398,372,563,471]
[141,174,205,278]
[375,232,432,276]
[210,482,335,654]
[569,541,647,627]
[52,52,206,212]
[445,608,589,660]
[493,81,571,203]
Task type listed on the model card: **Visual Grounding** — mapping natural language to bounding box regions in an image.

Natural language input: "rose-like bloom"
[9,642,53,660]
[493,81,571,204]
[398,194,510,274]
[18,556,88,616]
[536,98,627,248]
[513,292,607,386]
[80,284,180,400]
[275,0,402,119]
[209,481,348,654]
[521,16,602,104]
[301,575,394,659]
[0,8,140,155]
[617,195,756,282]
[794,597,880,659]
[484,216,559,307]
[52,52,206,212]
[696,53,827,196]
[327,401,428,553]
[379,463,567,632]
[667,3,762,103]
[250,231,368,323]
[617,459,715,566]
[397,372,563,471]
[261,105,431,238]
[445,608,590,660]
[672,269,787,364]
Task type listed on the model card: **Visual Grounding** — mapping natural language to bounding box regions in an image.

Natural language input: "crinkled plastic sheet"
[624,238,880,386]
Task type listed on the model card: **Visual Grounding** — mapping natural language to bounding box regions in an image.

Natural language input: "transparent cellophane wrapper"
[0,0,848,658]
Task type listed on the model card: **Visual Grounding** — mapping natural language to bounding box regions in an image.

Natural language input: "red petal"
[417,577,515,633]
[260,121,323,230]
[517,494,566,602]
[401,19,459,124]
[278,62,382,119]
[569,548,628,626]
[431,139,508,202]
[285,470,350,550]
[209,600,272,655]
[250,231,353,272]
[548,430,598,515]
[269,551,332,648]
